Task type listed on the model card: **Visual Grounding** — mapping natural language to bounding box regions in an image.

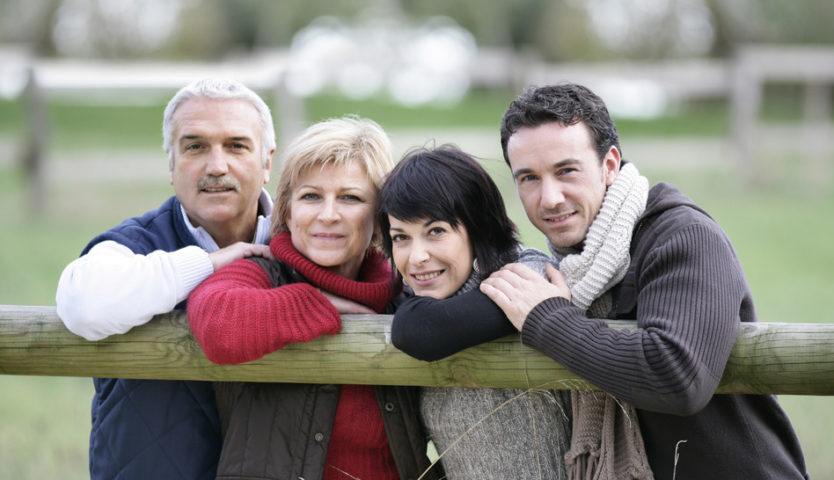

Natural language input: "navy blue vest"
[81,196,220,480]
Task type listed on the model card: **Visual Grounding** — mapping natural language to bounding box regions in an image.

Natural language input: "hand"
[208,242,274,271]
[319,291,376,314]
[480,263,570,331]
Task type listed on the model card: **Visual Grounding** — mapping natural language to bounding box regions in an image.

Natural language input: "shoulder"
[246,256,297,287]
[632,183,740,273]
[637,183,724,246]
[516,247,553,278]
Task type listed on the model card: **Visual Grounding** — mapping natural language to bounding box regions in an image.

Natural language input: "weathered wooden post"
[22,66,47,214]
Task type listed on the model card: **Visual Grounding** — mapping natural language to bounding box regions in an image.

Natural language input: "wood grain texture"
[1,305,832,394]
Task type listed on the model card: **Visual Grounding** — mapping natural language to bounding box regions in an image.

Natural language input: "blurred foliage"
[2,0,834,61]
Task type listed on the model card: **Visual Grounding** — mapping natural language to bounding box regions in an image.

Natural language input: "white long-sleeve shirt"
[56,191,272,340]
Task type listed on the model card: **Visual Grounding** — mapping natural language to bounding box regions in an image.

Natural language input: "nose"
[317,197,340,222]
[409,238,430,266]
[206,148,229,176]
[540,177,565,210]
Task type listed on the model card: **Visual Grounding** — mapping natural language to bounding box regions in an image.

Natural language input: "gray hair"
[162,78,276,170]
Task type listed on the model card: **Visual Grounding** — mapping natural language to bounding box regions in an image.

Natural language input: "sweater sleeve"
[187,258,342,365]
[392,288,517,361]
[391,248,550,361]
[521,224,742,415]
[56,240,213,340]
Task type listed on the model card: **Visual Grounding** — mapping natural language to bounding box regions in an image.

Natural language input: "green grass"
[1,95,832,479]
[0,376,93,480]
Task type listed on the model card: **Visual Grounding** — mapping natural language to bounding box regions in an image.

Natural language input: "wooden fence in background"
[1,305,833,395]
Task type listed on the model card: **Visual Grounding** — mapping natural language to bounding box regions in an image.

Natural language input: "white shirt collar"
[180,189,273,253]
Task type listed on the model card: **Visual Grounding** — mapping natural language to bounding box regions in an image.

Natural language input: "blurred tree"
[2,0,834,61]
[534,1,608,61]
[399,0,536,49]
[0,0,62,56]
[224,0,380,50]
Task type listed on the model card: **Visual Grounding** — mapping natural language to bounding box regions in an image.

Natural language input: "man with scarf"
[478,83,809,479]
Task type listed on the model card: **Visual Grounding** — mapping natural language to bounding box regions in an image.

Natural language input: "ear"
[372,223,382,246]
[263,149,274,184]
[602,146,621,187]
[169,169,174,185]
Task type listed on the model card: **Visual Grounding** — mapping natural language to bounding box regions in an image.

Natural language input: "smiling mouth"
[545,212,574,223]
[413,271,442,281]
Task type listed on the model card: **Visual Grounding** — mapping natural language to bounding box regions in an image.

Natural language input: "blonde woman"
[188,117,440,480]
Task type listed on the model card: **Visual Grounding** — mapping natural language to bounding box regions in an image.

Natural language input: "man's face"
[169,97,272,243]
[507,121,620,249]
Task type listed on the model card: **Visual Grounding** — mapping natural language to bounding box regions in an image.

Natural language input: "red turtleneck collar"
[270,231,401,313]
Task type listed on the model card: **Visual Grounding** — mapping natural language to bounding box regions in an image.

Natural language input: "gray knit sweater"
[419,248,571,480]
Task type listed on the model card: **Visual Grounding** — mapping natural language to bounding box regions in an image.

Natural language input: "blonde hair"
[272,116,393,244]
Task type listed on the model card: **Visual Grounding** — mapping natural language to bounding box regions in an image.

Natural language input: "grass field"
[1,93,832,479]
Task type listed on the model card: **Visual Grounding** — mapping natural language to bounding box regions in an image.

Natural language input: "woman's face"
[388,217,474,299]
[286,162,377,279]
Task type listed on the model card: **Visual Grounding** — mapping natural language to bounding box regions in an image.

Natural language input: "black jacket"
[524,183,808,479]
[213,382,439,480]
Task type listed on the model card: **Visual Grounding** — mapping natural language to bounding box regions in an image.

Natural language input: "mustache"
[197,176,239,191]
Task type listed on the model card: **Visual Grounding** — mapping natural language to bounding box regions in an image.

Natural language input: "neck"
[326,254,364,280]
[189,213,257,249]
[187,199,262,249]
[209,223,256,248]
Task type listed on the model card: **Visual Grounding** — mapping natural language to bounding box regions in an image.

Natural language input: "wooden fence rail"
[1,305,833,395]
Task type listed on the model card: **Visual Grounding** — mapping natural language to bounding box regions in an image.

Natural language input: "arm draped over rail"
[1,305,833,395]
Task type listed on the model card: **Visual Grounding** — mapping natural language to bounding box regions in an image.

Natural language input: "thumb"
[545,263,564,285]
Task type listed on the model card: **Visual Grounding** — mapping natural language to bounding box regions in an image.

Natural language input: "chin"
[311,256,342,267]
[548,236,582,249]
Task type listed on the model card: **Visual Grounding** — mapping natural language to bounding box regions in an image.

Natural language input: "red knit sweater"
[188,231,401,479]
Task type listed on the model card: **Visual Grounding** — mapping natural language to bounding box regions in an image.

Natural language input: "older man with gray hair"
[56,78,275,479]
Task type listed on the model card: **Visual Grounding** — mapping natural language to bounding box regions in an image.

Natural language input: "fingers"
[249,244,274,260]
[497,262,541,280]
[486,262,550,291]
[320,291,375,314]
[479,280,510,308]
[209,242,275,271]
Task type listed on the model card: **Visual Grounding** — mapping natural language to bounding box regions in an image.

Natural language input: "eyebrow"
[178,134,255,143]
[512,158,581,179]
[388,218,439,232]
[295,184,368,194]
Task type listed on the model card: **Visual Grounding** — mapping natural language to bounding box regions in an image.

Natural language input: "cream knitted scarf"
[548,162,654,480]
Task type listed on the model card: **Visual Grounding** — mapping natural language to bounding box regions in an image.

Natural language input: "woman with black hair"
[378,145,570,479]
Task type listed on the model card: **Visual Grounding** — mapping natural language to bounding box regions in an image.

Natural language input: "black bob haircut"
[377,144,519,277]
